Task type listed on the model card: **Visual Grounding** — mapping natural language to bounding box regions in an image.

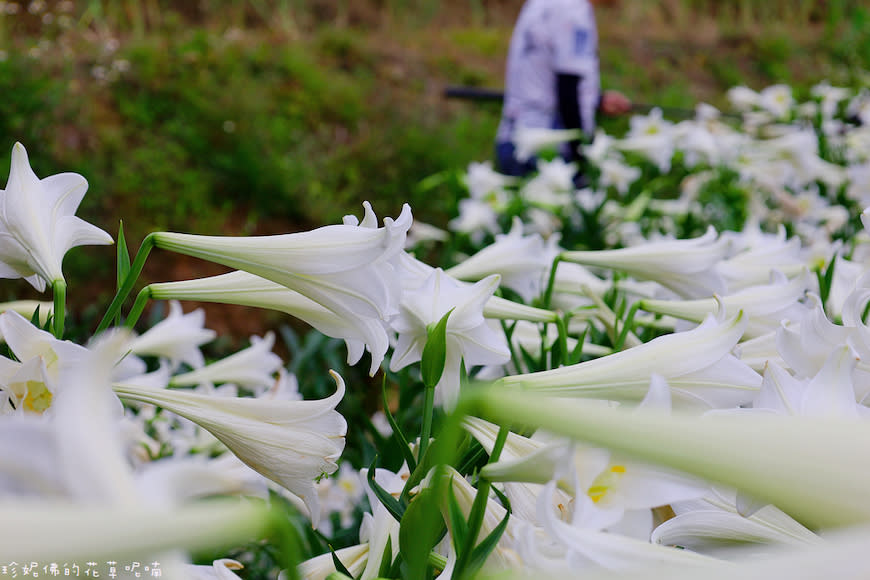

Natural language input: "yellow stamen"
[23,380,53,413]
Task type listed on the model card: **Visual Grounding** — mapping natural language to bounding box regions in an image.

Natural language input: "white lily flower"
[616,132,675,173]
[4,500,268,572]
[390,269,511,409]
[127,300,215,370]
[463,416,574,524]
[549,524,870,580]
[497,311,760,410]
[483,296,559,324]
[512,127,583,163]
[113,371,347,526]
[561,227,730,299]
[534,479,720,571]
[135,453,269,506]
[448,198,502,243]
[473,385,870,529]
[297,544,370,580]
[152,202,411,323]
[727,86,760,111]
[756,347,862,417]
[639,269,810,338]
[149,270,389,376]
[0,142,113,292]
[716,226,805,290]
[188,559,244,580]
[464,160,515,200]
[653,486,820,557]
[170,331,282,390]
[759,84,794,119]
[358,466,405,579]
[314,462,365,537]
[446,218,560,302]
[598,157,642,195]
[0,310,89,414]
[0,299,52,329]
[475,377,706,537]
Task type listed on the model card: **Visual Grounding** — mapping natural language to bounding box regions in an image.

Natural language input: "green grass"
[1,0,869,326]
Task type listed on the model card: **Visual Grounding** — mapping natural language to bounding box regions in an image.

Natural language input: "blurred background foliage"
[0,0,868,334]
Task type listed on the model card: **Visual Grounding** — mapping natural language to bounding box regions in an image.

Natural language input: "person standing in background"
[495,0,631,181]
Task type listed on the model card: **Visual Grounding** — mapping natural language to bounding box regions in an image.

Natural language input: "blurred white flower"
[187,559,244,580]
[127,301,215,371]
[170,332,282,391]
[513,127,582,163]
[759,84,794,119]
[446,218,560,302]
[448,197,502,244]
[727,86,760,111]
[464,160,514,200]
[598,157,642,195]
[652,486,820,557]
[0,143,113,291]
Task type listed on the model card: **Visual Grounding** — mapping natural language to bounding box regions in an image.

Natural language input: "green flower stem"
[582,284,641,349]
[499,320,522,370]
[555,314,570,365]
[541,254,562,311]
[419,383,436,461]
[96,233,155,333]
[51,279,66,339]
[456,424,509,576]
[124,286,153,329]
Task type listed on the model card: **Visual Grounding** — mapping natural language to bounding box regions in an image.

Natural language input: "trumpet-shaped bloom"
[127,301,216,370]
[112,371,347,526]
[170,331,283,391]
[390,269,511,409]
[446,218,560,302]
[652,486,820,556]
[149,270,390,376]
[561,227,730,299]
[497,311,760,410]
[0,142,113,291]
[472,381,870,529]
[639,269,810,339]
[152,202,411,324]
[464,160,514,200]
[513,127,582,163]
[0,310,90,414]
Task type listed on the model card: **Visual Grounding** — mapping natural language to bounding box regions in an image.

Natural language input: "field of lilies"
[3,78,870,580]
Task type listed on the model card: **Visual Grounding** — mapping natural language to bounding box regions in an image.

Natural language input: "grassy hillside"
[0,0,867,330]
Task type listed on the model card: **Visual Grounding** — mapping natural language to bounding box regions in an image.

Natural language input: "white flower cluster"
[7,79,870,579]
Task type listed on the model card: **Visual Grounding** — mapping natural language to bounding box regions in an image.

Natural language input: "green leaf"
[330,546,354,578]
[117,221,131,294]
[422,308,453,388]
[377,535,393,578]
[464,495,511,579]
[517,343,539,374]
[447,480,469,556]
[29,304,41,327]
[615,302,641,351]
[399,481,446,580]
[569,326,588,365]
[367,457,405,522]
